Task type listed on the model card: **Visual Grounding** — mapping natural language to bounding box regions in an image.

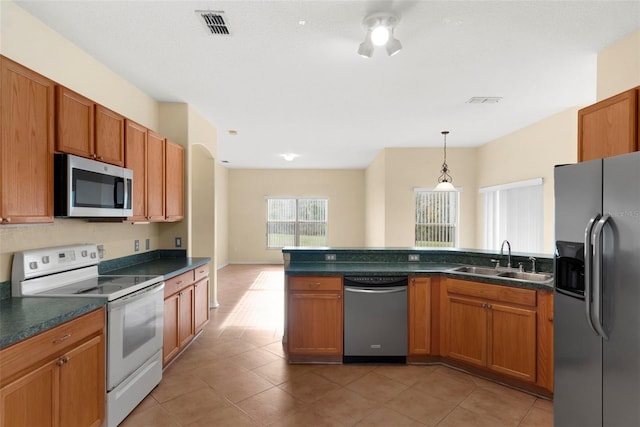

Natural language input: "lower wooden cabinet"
[287,275,343,362]
[163,264,210,366]
[442,278,545,386]
[0,308,105,427]
[408,276,431,356]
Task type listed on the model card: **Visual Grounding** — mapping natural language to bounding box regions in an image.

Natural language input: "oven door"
[107,281,164,391]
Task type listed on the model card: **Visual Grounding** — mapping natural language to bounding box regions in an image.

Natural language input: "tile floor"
[121,264,554,427]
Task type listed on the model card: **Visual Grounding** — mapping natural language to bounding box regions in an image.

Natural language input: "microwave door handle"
[584,214,600,336]
[123,177,129,211]
[591,214,610,340]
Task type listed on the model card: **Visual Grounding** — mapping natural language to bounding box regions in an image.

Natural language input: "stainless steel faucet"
[529,256,537,273]
[500,240,512,268]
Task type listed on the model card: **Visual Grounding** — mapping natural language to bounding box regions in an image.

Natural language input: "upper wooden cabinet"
[0,56,55,225]
[125,120,148,221]
[56,86,125,166]
[146,131,166,221]
[578,87,639,162]
[165,140,184,221]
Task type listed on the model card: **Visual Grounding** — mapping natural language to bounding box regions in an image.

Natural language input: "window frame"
[266,197,328,249]
[414,187,461,248]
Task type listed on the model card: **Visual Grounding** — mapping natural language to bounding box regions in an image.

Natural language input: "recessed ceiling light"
[228,130,238,135]
[467,97,503,104]
[298,20,306,26]
[282,153,299,161]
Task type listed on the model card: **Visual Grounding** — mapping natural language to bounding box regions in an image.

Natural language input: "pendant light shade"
[435,130,455,191]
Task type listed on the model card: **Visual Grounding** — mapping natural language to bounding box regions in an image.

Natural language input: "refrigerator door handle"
[584,214,601,336]
[591,214,610,340]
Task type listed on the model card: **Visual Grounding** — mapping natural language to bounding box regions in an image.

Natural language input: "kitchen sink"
[449,266,502,276]
[497,271,553,282]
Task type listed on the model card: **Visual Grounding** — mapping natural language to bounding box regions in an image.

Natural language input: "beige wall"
[475,108,578,253]
[597,29,640,100]
[228,170,365,263]
[381,148,479,248]
[364,151,386,247]
[215,164,230,268]
[0,1,163,282]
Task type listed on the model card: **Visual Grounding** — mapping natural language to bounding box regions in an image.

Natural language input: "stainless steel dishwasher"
[343,276,408,363]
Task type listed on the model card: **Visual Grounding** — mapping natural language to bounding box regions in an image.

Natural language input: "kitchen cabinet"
[287,275,343,363]
[125,119,148,221]
[146,131,165,221]
[408,276,431,356]
[163,264,210,366]
[0,56,54,225]
[56,87,125,166]
[578,87,639,162]
[442,278,538,383]
[164,139,184,221]
[125,121,182,222]
[0,308,105,427]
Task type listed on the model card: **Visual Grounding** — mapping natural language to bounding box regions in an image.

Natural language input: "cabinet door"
[59,335,105,427]
[146,131,165,221]
[0,359,57,427]
[579,88,638,162]
[163,293,180,366]
[95,105,125,166]
[409,277,431,355]
[164,140,184,221]
[445,296,487,368]
[0,57,54,224]
[178,286,195,349]
[194,277,210,332]
[488,303,537,382]
[288,292,343,356]
[537,291,554,391]
[56,86,95,158]
[125,120,147,221]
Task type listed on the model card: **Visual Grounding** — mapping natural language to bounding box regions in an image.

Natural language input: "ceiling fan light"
[371,25,390,46]
[386,36,402,56]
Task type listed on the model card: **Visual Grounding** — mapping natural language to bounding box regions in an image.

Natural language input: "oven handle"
[108,282,164,310]
[344,286,407,294]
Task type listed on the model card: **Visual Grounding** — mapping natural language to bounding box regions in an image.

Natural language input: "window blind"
[415,189,459,248]
[266,197,327,248]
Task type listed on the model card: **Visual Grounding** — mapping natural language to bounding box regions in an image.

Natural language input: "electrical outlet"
[175,237,182,248]
[134,240,140,252]
[97,244,105,259]
[145,238,150,250]
[325,254,336,261]
[408,254,420,262]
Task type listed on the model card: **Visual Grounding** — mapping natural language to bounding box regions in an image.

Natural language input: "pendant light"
[435,130,455,191]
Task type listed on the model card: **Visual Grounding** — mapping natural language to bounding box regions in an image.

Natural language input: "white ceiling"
[15,1,640,169]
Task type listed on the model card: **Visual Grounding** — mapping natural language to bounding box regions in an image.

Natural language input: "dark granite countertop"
[103,257,211,279]
[0,297,105,350]
[285,261,553,291]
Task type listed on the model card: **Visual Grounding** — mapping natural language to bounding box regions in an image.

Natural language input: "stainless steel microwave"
[54,154,133,217]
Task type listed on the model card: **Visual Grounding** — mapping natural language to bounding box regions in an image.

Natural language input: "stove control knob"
[42,256,50,264]
[90,252,97,259]
[81,250,88,257]
[29,261,38,270]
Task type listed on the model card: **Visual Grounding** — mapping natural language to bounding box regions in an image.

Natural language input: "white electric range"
[12,244,165,427]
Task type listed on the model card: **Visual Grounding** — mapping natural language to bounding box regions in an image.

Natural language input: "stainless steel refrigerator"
[554,151,640,427]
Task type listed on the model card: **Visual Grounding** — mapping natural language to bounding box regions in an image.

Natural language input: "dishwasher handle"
[344,286,407,294]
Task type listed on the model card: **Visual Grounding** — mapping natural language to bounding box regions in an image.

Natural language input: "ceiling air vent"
[467,97,503,104]
[196,10,230,35]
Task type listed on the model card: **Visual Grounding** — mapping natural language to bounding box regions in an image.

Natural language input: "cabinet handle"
[57,359,65,367]
[199,270,205,274]
[308,283,320,288]
[3,217,10,223]
[548,317,554,322]
[91,154,97,159]
[53,333,71,344]
[177,280,184,285]
[62,356,69,363]
[337,295,341,299]
[98,156,103,160]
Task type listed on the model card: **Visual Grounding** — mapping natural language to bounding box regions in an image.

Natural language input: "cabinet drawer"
[0,307,105,386]
[446,279,537,307]
[165,270,194,297]
[289,276,342,291]
[194,264,210,283]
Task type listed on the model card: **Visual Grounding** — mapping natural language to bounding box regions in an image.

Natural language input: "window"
[480,178,543,253]
[266,197,328,248]
[415,189,460,247]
